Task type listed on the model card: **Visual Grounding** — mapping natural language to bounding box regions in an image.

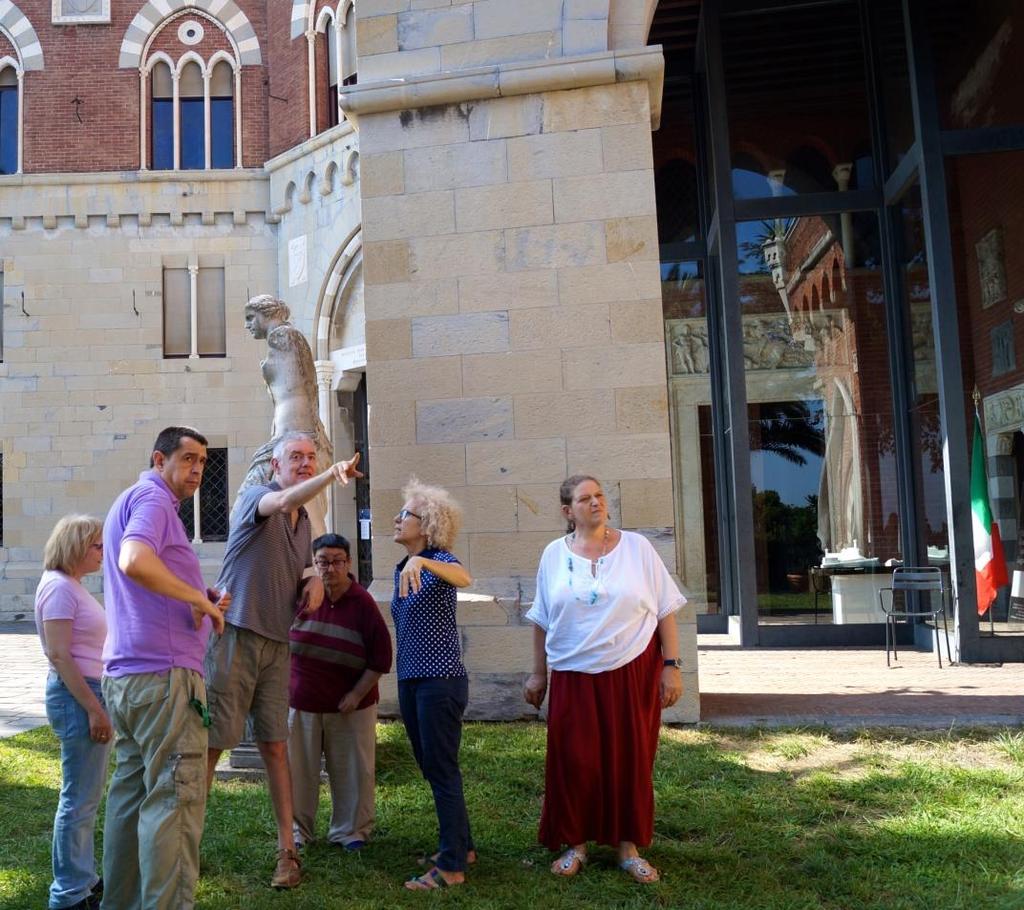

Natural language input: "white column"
[16,69,23,174]
[203,70,211,170]
[192,488,203,544]
[139,67,148,170]
[188,262,200,359]
[234,65,242,168]
[306,29,317,138]
[832,163,854,266]
[172,70,181,171]
[315,359,336,530]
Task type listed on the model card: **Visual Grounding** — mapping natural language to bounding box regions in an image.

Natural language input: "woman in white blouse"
[524,475,685,884]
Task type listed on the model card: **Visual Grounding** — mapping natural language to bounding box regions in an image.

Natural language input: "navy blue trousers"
[398,676,474,873]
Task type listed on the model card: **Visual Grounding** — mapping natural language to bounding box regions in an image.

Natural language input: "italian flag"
[971,411,1008,616]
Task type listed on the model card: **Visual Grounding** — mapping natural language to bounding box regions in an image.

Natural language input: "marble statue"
[236,294,332,534]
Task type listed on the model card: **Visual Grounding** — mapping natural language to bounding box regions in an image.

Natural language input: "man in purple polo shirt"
[101,426,230,910]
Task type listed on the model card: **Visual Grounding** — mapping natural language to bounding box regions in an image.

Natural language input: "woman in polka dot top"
[391,478,474,891]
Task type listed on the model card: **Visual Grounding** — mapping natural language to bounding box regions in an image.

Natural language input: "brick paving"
[1,622,1020,738]
[698,634,1024,728]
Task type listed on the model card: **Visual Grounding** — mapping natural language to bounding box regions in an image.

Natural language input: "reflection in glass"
[656,159,699,246]
[737,213,900,623]
[896,185,948,570]
[928,0,1024,132]
[872,0,914,172]
[662,261,718,614]
[722,0,874,199]
[945,153,1024,634]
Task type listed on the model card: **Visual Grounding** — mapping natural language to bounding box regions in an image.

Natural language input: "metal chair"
[809,566,830,624]
[877,567,953,667]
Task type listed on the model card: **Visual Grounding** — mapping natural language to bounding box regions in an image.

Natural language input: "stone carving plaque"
[666,310,847,376]
[977,227,1007,309]
[992,320,1016,376]
[984,385,1024,433]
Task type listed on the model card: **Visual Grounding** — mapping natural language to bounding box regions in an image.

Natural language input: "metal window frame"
[684,0,1024,656]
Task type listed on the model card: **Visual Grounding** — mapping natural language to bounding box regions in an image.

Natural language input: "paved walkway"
[697,635,1024,728]
[0,622,50,737]
[2,623,1021,738]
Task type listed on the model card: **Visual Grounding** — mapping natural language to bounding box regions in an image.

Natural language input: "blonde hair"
[402,477,462,551]
[43,514,104,575]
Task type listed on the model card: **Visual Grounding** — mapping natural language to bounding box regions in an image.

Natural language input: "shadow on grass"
[2,722,1023,910]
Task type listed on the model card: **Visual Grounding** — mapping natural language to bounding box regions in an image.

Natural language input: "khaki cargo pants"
[101,668,208,910]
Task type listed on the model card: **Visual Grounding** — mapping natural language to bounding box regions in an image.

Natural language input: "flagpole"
[973,385,996,636]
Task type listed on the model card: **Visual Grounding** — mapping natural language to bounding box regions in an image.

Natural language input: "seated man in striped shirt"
[288,533,392,852]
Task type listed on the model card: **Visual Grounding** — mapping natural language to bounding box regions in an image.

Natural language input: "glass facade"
[651,0,1024,658]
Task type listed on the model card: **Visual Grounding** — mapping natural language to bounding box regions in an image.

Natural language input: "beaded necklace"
[566,527,609,605]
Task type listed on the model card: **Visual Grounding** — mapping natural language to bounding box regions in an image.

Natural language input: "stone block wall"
[0,172,277,618]
[356,0,611,82]
[352,53,700,721]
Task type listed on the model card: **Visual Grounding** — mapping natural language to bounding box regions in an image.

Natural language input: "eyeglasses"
[397,509,422,522]
[314,558,348,570]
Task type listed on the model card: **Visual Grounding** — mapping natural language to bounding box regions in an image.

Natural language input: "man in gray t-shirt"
[204,431,362,890]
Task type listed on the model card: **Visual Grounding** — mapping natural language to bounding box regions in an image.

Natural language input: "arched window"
[145,51,241,171]
[179,60,204,170]
[308,2,356,137]
[0,64,19,175]
[0,64,15,174]
[210,59,235,168]
[151,60,174,170]
[325,21,339,129]
[340,2,357,87]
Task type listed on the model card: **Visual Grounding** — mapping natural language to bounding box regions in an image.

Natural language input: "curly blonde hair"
[402,477,462,551]
[43,514,104,575]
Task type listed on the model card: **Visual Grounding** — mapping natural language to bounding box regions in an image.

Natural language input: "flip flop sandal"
[551,848,587,877]
[405,867,459,890]
[620,856,660,883]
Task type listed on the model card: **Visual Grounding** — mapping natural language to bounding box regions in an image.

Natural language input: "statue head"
[244,294,291,339]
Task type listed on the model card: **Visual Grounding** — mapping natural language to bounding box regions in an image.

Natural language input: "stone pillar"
[343,3,698,723]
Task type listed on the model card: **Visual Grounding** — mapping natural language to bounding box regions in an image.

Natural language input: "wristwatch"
[663,658,683,669]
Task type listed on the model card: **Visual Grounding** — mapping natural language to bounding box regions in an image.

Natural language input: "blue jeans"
[45,672,111,910]
[398,676,474,873]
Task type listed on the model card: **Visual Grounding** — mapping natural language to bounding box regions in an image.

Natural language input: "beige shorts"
[205,623,290,749]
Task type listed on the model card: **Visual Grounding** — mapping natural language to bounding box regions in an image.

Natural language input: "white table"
[828,569,889,624]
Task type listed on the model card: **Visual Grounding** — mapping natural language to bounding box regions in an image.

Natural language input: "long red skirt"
[538,633,662,850]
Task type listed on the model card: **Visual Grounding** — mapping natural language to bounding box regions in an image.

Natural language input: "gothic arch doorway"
[311,226,368,580]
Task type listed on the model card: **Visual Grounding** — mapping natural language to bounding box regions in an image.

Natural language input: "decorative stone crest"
[984,384,1024,434]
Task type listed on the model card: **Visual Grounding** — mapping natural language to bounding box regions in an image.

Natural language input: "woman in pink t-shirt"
[34,515,110,910]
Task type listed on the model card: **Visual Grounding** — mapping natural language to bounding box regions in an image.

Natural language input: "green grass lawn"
[2,722,1023,909]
